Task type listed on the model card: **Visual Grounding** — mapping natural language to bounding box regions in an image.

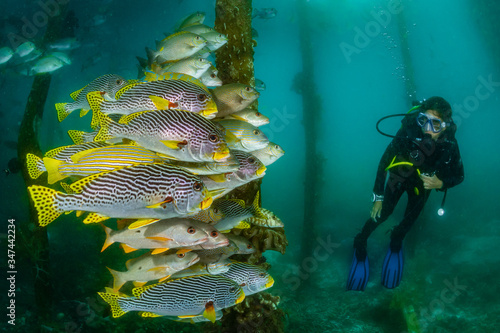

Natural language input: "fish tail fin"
[106,267,127,291]
[27,185,63,226]
[251,191,266,219]
[42,157,65,184]
[100,224,115,252]
[55,103,71,122]
[86,91,105,129]
[97,291,128,318]
[145,47,157,67]
[67,130,85,144]
[94,112,115,142]
[26,153,46,179]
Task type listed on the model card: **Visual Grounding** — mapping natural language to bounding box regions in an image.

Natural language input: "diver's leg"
[389,186,431,251]
[353,177,405,260]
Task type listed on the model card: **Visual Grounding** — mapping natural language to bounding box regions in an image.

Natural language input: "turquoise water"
[1,0,499,332]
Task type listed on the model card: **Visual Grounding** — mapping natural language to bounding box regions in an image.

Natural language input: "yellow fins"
[149,95,178,110]
[27,185,63,226]
[26,153,46,180]
[97,290,128,318]
[55,103,70,122]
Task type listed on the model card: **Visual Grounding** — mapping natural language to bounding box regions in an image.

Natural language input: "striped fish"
[107,250,200,290]
[27,163,214,226]
[214,119,269,152]
[201,150,266,199]
[211,83,260,117]
[27,145,165,184]
[244,207,284,228]
[220,261,274,296]
[55,74,129,122]
[94,109,230,163]
[98,274,244,322]
[211,192,264,231]
[26,142,109,180]
[250,142,285,166]
[222,108,270,127]
[86,75,217,126]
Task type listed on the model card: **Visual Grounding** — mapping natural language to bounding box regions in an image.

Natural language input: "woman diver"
[347,96,465,291]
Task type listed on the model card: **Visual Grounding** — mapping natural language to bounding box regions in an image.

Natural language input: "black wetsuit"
[354,112,464,260]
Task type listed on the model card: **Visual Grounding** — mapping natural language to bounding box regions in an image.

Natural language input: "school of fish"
[26,11,285,324]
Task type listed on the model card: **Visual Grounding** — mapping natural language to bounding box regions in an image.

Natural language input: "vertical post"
[214,0,255,86]
[17,2,68,323]
[396,9,417,104]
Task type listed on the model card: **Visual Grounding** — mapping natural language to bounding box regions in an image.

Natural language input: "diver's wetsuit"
[353,112,464,260]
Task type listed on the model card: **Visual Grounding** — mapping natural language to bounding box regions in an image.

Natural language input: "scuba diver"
[347,96,464,291]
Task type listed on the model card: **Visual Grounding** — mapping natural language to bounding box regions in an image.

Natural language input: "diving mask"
[416,112,447,133]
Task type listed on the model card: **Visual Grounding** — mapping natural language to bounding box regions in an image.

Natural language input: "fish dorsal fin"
[160,31,190,42]
[115,82,143,100]
[70,85,87,100]
[128,219,161,229]
[162,72,210,93]
[144,71,158,82]
[132,283,159,298]
[118,111,150,125]
[44,145,72,158]
[83,212,109,224]
[69,170,112,193]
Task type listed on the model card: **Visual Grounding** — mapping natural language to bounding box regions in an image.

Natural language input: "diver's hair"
[420,96,452,122]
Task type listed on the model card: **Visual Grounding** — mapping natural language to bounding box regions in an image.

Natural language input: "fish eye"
[193,182,202,191]
[229,286,236,292]
[255,112,261,117]
[208,134,219,143]
[213,208,219,213]
[210,73,217,78]
[253,129,260,135]
[116,79,123,85]
[210,230,219,237]
[177,253,185,258]
[197,94,207,102]
[248,157,255,164]
[241,283,247,287]
[259,273,266,278]
[247,244,253,249]
[187,227,196,234]
[245,86,252,92]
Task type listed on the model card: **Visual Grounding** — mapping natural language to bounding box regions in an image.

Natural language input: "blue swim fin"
[381,246,404,289]
[347,250,369,291]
